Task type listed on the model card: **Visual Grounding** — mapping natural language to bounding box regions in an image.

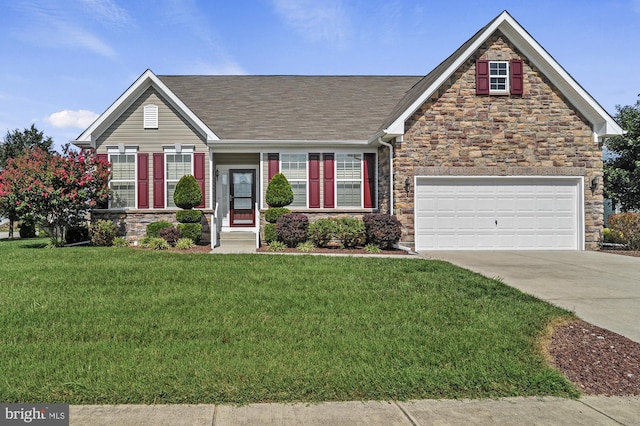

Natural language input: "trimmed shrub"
[175,238,195,250]
[18,219,37,239]
[177,223,202,243]
[608,212,640,249]
[308,218,338,247]
[335,217,366,248]
[265,207,291,224]
[146,221,174,237]
[176,209,203,224]
[363,213,402,249]
[65,225,90,244]
[158,226,182,246]
[264,223,278,243]
[276,213,309,247]
[90,219,119,246]
[173,175,202,209]
[265,173,294,208]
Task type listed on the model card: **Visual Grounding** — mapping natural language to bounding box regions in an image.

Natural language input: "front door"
[230,169,256,226]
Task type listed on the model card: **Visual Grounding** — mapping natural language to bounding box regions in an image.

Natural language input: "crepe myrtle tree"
[0,147,110,244]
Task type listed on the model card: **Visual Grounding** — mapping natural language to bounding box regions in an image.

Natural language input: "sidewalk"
[70,396,640,425]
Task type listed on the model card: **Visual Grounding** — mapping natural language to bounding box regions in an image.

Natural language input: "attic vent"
[143,104,158,129]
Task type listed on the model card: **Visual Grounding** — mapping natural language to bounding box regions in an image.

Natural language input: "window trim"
[279,152,308,209]
[489,61,509,94]
[107,146,138,209]
[335,153,363,208]
[164,146,194,208]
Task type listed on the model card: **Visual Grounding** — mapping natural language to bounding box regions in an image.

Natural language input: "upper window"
[336,154,362,207]
[108,147,137,209]
[489,61,508,93]
[144,104,158,129]
[165,149,193,208]
[280,153,307,207]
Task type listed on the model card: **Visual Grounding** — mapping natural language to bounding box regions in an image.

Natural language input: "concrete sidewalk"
[70,396,640,425]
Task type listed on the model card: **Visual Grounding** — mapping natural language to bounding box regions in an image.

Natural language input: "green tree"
[265,173,294,208]
[173,175,202,209]
[0,124,54,169]
[604,96,640,211]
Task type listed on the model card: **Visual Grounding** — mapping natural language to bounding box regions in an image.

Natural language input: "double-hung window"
[165,147,193,208]
[108,147,137,208]
[280,153,307,207]
[336,153,362,207]
[489,61,509,93]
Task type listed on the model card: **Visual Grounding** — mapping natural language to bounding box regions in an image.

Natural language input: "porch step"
[214,231,257,253]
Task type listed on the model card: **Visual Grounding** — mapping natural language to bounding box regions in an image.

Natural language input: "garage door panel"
[415,177,580,250]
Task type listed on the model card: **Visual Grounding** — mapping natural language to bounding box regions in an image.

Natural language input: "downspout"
[377,137,394,215]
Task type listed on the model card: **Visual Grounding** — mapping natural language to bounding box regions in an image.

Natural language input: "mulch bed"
[255,246,411,255]
[548,320,640,396]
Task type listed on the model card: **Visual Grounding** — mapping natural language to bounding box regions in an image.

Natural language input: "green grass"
[0,238,578,404]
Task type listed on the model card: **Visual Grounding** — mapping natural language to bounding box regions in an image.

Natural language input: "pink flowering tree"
[0,147,110,244]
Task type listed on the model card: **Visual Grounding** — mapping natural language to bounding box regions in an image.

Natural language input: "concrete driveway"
[419,251,640,343]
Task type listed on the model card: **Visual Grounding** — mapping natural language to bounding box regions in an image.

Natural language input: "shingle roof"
[158,75,421,141]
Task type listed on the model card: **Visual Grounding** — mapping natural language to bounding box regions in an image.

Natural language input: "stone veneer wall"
[394,31,603,250]
[92,209,212,243]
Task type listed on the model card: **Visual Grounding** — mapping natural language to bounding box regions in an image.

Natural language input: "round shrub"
[363,213,402,249]
[608,212,640,249]
[173,175,202,209]
[276,213,309,247]
[146,221,174,237]
[176,209,203,224]
[90,219,119,246]
[265,207,291,224]
[335,217,366,248]
[158,226,182,246]
[177,223,202,243]
[265,173,294,208]
[264,223,278,243]
[308,218,338,248]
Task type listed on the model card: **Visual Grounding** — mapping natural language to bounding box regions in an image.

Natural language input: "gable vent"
[143,104,158,129]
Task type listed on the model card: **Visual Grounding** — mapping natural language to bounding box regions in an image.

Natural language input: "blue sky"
[1,0,639,151]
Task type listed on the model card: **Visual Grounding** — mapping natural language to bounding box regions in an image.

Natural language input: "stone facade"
[394,31,603,250]
[92,209,213,243]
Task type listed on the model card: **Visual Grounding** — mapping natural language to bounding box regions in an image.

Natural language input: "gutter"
[377,137,394,215]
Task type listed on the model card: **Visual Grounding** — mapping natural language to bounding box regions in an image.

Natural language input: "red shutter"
[194,152,205,208]
[363,153,376,209]
[308,153,320,208]
[153,153,164,208]
[268,153,279,181]
[137,153,149,209]
[476,59,490,95]
[510,59,524,95]
[323,153,334,208]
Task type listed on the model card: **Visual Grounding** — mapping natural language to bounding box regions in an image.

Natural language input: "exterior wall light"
[404,177,412,194]
[590,176,599,194]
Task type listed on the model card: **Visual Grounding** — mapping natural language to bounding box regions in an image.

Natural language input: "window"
[165,149,192,208]
[280,153,307,207]
[489,61,508,93]
[336,154,361,207]
[108,149,136,208]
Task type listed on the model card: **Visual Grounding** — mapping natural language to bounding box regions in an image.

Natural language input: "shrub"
[141,237,170,250]
[176,209,202,224]
[264,223,278,243]
[90,219,119,246]
[364,243,382,254]
[265,207,291,224]
[112,237,129,247]
[297,241,315,252]
[268,241,286,252]
[363,213,402,249]
[608,212,640,249]
[265,173,294,208]
[276,213,309,247]
[308,218,338,247]
[146,221,174,237]
[158,226,182,246]
[335,217,366,248]
[18,219,37,239]
[65,225,89,244]
[177,223,202,243]
[173,175,202,209]
[175,238,195,250]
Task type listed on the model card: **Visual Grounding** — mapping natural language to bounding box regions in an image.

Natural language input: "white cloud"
[273,0,350,45]
[80,0,132,26]
[53,22,117,58]
[46,110,99,129]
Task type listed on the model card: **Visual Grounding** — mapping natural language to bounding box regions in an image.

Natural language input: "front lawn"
[0,238,578,403]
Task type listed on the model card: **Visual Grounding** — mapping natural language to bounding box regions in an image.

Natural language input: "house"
[74,11,622,251]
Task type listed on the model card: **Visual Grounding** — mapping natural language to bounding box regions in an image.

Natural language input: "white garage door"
[415,177,582,250]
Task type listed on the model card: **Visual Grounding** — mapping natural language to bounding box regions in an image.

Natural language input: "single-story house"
[74,10,623,251]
